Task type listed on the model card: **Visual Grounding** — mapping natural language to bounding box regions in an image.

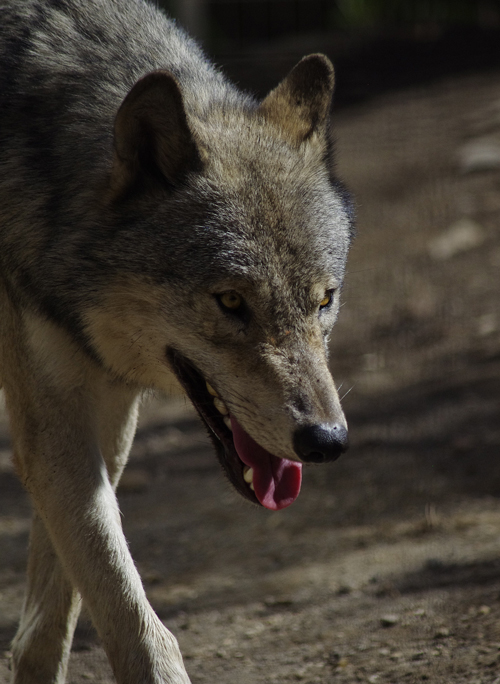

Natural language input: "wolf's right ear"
[258,54,335,144]
[109,70,203,199]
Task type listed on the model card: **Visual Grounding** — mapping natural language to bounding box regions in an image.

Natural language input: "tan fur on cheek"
[82,277,182,392]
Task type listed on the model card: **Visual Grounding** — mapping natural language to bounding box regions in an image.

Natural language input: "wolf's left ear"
[109,70,203,198]
[258,54,334,144]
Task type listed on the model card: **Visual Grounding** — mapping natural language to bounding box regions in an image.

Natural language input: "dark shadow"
[396,558,500,594]
[0,623,17,652]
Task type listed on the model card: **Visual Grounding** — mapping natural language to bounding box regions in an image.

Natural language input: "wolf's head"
[86,55,354,510]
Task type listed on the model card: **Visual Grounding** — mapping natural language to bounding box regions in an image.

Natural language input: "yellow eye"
[219,291,242,310]
[319,290,334,309]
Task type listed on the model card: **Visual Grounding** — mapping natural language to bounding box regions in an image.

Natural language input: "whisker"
[345,266,377,276]
[340,385,354,402]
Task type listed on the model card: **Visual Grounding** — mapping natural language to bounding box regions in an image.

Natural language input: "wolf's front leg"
[16,453,189,684]
[11,513,81,684]
[2,312,191,684]
[11,385,142,684]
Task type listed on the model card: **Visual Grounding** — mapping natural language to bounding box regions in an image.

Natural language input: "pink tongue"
[230,416,302,511]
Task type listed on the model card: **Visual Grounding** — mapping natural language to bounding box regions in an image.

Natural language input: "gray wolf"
[0,0,353,681]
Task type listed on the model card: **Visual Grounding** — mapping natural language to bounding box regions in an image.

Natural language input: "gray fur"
[0,1,353,682]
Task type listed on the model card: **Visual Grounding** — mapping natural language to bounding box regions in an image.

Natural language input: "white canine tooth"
[223,416,232,431]
[206,381,218,397]
[213,397,228,415]
[243,466,254,484]
[249,482,255,491]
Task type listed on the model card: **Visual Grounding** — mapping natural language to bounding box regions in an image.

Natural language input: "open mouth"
[167,349,302,510]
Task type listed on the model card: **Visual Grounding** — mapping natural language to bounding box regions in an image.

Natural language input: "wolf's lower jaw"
[166,348,260,505]
[205,382,255,490]
[166,348,302,510]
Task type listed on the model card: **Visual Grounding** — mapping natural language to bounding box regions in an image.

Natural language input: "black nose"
[293,423,349,463]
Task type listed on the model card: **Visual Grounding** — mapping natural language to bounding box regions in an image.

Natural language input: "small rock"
[264,596,294,607]
[478,605,491,616]
[380,614,399,627]
[434,627,450,638]
[458,138,500,173]
[428,218,486,260]
[477,313,497,337]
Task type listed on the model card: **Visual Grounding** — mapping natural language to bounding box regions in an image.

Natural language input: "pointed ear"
[109,70,203,198]
[258,54,335,144]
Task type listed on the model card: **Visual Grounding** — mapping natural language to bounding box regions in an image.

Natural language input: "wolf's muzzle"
[293,423,348,463]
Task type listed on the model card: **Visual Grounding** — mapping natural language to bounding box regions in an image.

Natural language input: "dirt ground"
[1,67,500,684]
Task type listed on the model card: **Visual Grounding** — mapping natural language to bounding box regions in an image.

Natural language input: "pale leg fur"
[11,390,140,684]
[11,513,81,684]
[1,287,191,684]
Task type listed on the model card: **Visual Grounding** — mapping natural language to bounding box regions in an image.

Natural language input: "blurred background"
[1,2,500,682]
[163,0,500,102]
